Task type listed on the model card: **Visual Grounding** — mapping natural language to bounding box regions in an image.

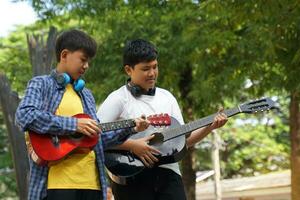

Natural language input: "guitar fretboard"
[163,107,241,141]
[99,119,136,132]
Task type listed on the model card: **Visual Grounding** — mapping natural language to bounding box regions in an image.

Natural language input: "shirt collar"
[50,69,65,90]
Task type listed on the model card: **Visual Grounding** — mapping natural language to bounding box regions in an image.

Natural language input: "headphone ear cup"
[73,78,85,92]
[55,73,71,86]
[126,79,146,97]
[131,85,142,97]
[62,73,71,86]
[147,87,156,96]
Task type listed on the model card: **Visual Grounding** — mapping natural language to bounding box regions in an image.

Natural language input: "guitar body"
[105,117,187,184]
[29,113,98,163]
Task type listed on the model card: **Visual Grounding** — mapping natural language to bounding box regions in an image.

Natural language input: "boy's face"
[59,49,89,80]
[125,59,158,90]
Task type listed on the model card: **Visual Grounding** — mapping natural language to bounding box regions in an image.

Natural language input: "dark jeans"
[44,189,102,200]
[112,167,187,200]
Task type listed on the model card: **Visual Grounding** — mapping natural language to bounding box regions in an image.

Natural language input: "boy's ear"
[124,65,132,76]
[60,49,69,62]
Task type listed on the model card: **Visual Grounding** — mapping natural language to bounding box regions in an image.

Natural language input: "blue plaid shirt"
[15,73,132,200]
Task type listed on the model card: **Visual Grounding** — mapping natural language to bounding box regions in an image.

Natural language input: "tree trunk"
[27,26,57,76]
[290,91,300,200]
[181,147,196,200]
[179,64,196,200]
[0,74,29,200]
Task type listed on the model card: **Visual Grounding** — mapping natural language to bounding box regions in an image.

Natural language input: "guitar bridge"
[126,152,135,162]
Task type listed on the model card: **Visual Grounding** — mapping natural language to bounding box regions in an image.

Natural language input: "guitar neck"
[163,107,241,141]
[99,119,136,132]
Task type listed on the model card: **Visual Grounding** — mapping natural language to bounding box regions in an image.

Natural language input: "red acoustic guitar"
[28,113,171,165]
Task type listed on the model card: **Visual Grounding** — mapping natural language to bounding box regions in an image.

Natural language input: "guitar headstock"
[239,97,277,114]
[147,113,171,126]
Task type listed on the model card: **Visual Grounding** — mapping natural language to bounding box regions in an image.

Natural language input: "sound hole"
[70,132,84,139]
[148,132,164,145]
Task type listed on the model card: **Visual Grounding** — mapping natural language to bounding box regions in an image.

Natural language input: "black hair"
[55,29,97,62]
[123,39,158,67]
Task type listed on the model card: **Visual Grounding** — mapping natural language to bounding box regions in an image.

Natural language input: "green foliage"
[222,115,289,177]
[223,0,300,93]
[0,27,32,93]
[23,0,296,111]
